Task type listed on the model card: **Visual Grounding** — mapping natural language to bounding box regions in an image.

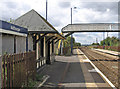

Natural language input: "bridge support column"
[103,32,105,49]
[71,34,73,55]
[61,40,63,55]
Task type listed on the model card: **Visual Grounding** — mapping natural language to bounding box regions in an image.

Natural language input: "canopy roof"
[62,23,120,33]
[14,9,65,39]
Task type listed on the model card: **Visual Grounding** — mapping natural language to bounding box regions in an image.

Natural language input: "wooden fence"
[1,51,36,88]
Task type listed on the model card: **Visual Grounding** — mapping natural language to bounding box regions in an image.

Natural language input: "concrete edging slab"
[79,49,117,89]
[38,75,50,87]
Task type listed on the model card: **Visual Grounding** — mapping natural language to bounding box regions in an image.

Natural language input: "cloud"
[48,16,62,27]
[80,2,118,14]
[72,2,118,23]
[73,32,102,44]
[0,1,31,21]
[5,2,17,9]
[58,2,71,8]
[0,0,119,44]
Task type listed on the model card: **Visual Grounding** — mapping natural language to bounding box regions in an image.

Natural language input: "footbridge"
[61,23,120,54]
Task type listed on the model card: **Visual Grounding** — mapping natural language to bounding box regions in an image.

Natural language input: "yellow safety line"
[58,83,110,87]
[77,49,98,88]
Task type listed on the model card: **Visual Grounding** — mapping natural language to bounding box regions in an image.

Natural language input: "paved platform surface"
[94,48,120,56]
[39,49,113,89]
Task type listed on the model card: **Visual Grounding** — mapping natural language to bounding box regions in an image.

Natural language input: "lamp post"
[46,0,48,21]
[70,7,77,55]
[103,32,105,49]
[71,8,72,24]
[71,8,73,55]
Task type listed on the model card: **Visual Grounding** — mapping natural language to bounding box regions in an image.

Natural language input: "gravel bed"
[80,47,119,88]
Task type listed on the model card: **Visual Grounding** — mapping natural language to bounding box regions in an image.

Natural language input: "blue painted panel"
[0,20,28,34]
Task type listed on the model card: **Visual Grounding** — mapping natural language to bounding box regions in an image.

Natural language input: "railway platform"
[38,49,114,89]
[94,48,120,56]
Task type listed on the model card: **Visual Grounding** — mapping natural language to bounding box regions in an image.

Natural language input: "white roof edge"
[0,28,27,37]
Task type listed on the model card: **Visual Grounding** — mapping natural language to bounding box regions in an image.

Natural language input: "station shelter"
[14,9,65,68]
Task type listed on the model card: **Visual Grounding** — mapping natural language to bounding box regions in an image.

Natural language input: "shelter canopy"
[14,9,65,39]
[62,23,120,33]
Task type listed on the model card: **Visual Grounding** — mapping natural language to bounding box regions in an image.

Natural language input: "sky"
[0,0,119,44]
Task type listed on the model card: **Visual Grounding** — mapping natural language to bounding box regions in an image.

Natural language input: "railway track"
[79,47,118,88]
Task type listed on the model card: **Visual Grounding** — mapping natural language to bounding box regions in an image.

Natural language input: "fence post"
[12,55,14,87]
[3,55,6,88]
[7,55,10,87]
[34,51,36,80]
[17,54,20,87]
[9,55,12,87]
[20,53,22,86]
[0,56,2,89]
[26,52,28,87]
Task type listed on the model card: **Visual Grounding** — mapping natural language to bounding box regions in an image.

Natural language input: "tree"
[100,36,120,46]
[63,36,81,47]
[66,36,75,45]
[92,43,99,45]
[74,42,81,46]
[7,18,14,23]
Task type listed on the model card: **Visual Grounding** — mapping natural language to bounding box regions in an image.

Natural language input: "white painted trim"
[93,48,119,56]
[59,83,111,87]
[79,49,117,89]
[0,28,27,37]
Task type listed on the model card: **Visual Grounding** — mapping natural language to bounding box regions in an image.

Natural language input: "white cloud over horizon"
[0,0,119,44]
